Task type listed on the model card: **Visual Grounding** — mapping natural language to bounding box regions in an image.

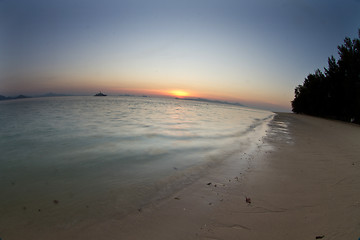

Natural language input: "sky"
[1,0,359,111]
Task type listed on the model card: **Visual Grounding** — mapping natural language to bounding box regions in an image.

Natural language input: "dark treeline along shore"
[292,29,360,123]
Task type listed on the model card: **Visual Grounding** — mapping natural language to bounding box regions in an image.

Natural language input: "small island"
[0,94,31,101]
[94,91,107,96]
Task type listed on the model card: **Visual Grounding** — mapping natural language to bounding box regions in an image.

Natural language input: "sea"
[0,96,274,235]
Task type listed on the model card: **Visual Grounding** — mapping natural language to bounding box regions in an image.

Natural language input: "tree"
[292,29,360,123]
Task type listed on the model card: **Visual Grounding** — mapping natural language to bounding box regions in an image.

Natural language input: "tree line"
[292,30,360,123]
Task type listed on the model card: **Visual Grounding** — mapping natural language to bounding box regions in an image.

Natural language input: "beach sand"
[6,113,360,239]
[108,113,360,240]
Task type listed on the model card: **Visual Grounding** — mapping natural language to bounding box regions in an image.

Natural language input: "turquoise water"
[0,96,273,234]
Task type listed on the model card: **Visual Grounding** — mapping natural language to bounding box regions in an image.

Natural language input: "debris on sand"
[245,197,251,204]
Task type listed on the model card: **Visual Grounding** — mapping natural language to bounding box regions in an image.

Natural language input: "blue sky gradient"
[1,0,359,111]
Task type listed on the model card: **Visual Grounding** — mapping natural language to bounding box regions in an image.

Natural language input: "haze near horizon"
[1,0,359,111]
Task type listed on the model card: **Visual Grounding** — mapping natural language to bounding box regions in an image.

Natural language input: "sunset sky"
[1,0,359,111]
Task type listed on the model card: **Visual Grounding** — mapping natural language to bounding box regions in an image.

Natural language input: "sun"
[168,90,190,98]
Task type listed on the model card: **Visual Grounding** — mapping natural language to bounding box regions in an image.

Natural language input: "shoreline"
[113,113,360,240]
[4,113,360,239]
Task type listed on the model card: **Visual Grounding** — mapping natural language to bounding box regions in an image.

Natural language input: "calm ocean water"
[0,96,274,234]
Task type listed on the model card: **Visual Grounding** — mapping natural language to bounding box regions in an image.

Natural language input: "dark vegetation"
[292,30,360,123]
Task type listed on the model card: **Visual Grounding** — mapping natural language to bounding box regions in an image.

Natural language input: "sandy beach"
[107,113,360,240]
[5,113,360,240]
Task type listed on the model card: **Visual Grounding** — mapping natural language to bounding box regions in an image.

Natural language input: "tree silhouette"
[292,29,360,123]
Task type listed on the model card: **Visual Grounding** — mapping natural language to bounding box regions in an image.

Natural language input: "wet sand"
[6,113,360,239]
[110,113,360,240]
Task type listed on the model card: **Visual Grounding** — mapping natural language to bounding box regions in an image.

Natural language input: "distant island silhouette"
[37,92,71,97]
[0,94,31,101]
[94,92,107,96]
[178,97,244,107]
[0,92,246,109]
[0,92,73,101]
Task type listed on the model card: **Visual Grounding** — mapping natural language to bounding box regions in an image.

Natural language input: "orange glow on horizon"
[167,90,190,98]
